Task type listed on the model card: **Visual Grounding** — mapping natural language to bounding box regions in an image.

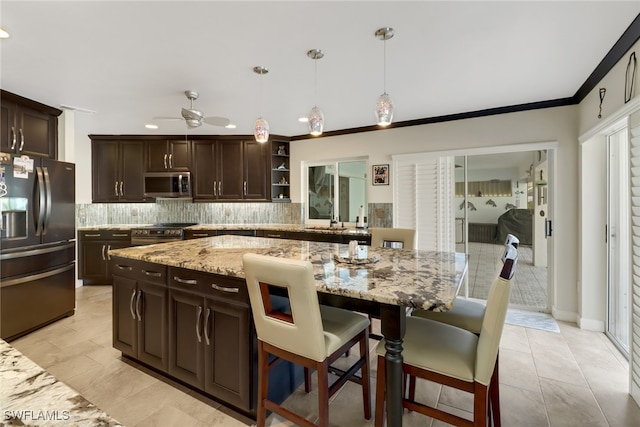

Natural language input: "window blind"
[630,116,640,405]
[394,156,455,252]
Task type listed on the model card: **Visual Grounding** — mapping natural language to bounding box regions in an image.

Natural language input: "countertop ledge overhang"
[0,339,123,426]
[109,235,466,311]
[79,223,372,236]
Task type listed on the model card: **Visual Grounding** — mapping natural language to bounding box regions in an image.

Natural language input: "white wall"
[291,106,579,319]
[577,40,640,330]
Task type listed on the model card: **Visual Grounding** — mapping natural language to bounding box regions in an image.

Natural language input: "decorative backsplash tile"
[76,201,392,228]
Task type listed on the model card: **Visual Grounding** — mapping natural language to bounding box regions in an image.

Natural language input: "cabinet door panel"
[137,282,167,370]
[243,140,267,200]
[0,102,13,153]
[146,141,169,171]
[217,140,243,199]
[120,141,145,201]
[168,140,191,171]
[92,141,120,202]
[19,107,55,158]
[112,275,137,357]
[78,241,107,281]
[191,141,217,200]
[168,290,204,388]
[204,298,251,411]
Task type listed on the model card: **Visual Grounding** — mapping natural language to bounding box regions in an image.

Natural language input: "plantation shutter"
[393,155,455,252]
[630,113,640,405]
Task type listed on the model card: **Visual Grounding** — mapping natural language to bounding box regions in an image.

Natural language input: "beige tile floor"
[8,285,640,427]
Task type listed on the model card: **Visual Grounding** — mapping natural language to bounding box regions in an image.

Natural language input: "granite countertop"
[109,235,466,311]
[0,339,122,426]
[79,223,371,236]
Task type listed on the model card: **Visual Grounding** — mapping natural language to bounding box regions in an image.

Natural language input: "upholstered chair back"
[475,246,517,385]
[242,253,327,362]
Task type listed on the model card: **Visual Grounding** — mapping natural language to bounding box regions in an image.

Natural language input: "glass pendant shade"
[254,117,269,143]
[375,92,394,126]
[308,106,324,136]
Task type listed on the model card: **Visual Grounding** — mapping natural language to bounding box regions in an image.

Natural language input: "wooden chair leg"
[374,355,386,427]
[490,355,501,426]
[257,341,269,427]
[473,382,488,427]
[359,333,372,419]
[304,367,312,393]
[317,360,330,427]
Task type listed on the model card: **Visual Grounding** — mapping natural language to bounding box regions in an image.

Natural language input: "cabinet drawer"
[80,230,131,240]
[169,267,248,304]
[184,230,216,239]
[111,257,167,285]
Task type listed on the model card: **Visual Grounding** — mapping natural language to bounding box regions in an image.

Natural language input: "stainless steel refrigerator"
[1,155,76,341]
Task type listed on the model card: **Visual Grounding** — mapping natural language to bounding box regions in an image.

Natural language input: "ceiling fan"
[154,90,231,129]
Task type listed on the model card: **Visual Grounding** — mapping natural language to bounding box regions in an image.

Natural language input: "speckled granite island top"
[109,235,467,311]
[0,339,122,426]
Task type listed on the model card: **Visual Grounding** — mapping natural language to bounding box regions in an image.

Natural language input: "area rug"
[505,308,560,333]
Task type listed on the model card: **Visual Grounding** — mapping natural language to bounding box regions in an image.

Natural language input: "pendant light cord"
[383,37,387,94]
[314,57,318,105]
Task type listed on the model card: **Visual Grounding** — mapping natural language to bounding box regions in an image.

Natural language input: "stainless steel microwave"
[143,172,191,199]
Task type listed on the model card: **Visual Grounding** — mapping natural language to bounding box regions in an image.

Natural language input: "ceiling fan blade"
[203,116,231,127]
[152,116,183,120]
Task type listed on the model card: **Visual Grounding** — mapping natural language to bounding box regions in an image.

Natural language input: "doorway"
[606,126,630,356]
[455,150,550,311]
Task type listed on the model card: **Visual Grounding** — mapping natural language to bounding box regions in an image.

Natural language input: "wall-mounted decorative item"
[625,52,636,104]
[598,87,606,119]
[372,164,389,185]
[485,199,497,207]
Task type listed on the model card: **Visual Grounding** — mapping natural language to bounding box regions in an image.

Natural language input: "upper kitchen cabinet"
[91,138,146,202]
[0,90,61,159]
[146,139,191,171]
[191,138,268,201]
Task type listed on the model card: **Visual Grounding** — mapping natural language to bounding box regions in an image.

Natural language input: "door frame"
[393,141,557,313]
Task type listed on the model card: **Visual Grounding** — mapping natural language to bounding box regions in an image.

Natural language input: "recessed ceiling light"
[145,124,158,129]
[225,123,237,129]
[298,117,308,123]
[0,27,10,39]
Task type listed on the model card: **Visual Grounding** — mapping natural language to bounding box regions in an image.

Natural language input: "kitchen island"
[108,235,466,425]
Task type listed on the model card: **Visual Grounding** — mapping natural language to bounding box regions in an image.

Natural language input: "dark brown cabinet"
[78,230,131,284]
[1,90,60,159]
[91,139,146,202]
[112,259,168,372]
[168,267,252,412]
[192,138,268,201]
[146,139,190,171]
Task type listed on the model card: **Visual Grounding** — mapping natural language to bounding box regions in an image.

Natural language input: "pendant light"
[375,27,395,127]
[307,49,324,136]
[253,66,269,143]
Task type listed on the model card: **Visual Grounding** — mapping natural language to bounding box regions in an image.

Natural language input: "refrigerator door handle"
[42,167,52,235]
[35,167,46,236]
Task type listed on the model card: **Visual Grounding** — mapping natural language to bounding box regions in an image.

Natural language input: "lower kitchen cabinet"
[112,260,168,372]
[168,268,252,412]
[78,230,131,284]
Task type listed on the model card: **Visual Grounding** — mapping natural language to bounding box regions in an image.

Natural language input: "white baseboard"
[576,317,605,332]
[551,306,577,323]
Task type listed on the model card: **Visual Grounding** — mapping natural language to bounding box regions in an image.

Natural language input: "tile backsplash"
[76,201,392,228]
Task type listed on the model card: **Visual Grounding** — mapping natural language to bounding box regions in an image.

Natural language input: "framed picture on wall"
[373,164,389,186]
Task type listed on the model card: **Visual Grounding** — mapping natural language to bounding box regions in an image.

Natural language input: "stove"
[130,222,197,245]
